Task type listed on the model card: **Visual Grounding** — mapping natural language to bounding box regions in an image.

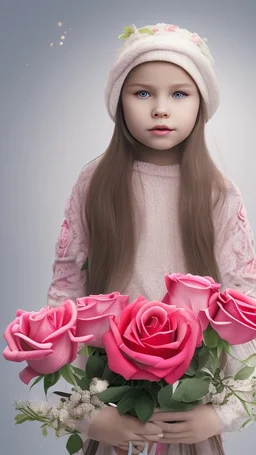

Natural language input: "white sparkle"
[60,35,65,40]
[50,43,54,47]
[58,22,63,27]
[25,63,29,66]
[64,31,67,34]
[69,28,72,31]
[60,41,64,46]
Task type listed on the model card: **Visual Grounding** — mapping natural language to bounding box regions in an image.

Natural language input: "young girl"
[47,22,256,455]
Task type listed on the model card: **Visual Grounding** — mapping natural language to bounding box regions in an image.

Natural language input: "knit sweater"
[47,155,256,453]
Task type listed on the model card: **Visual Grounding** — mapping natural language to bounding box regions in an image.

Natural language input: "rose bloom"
[162,273,220,330]
[2,300,93,384]
[204,289,256,344]
[76,292,129,348]
[103,296,202,384]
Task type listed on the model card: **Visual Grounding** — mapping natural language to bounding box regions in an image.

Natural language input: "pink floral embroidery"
[165,24,179,32]
[238,205,247,223]
[56,219,70,257]
[152,27,159,33]
[191,33,202,45]
[245,257,256,275]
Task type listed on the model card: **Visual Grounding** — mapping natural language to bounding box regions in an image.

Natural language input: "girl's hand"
[149,404,221,444]
[88,406,164,448]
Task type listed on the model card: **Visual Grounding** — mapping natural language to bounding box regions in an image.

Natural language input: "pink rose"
[103,297,202,384]
[2,300,93,384]
[162,273,220,330]
[204,289,256,344]
[76,292,129,348]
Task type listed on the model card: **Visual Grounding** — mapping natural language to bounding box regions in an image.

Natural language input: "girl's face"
[121,61,200,159]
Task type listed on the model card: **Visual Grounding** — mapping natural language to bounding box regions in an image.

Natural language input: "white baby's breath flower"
[59,408,70,423]
[38,401,52,415]
[89,378,109,394]
[90,396,104,407]
[52,419,59,430]
[70,391,82,405]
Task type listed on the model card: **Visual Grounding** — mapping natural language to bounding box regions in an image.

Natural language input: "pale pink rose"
[204,289,256,344]
[162,273,220,330]
[152,27,159,33]
[191,33,202,45]
[56,219,70,257]
[165,25,179,32]
[76,292,129,348]
[103,297,202,384]
[2,300,93,384]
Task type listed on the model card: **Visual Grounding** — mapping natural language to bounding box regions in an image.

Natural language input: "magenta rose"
[204,289,256,344]
[76,292,129,347]
[2,300,93,384]
[103,296,202,384]
[162,273,220,330]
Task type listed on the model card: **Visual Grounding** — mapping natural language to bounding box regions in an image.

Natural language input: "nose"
[152,106,170,118]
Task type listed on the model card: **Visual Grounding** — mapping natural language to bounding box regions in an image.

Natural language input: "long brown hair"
[85,88,226,455]
[85,92,226,295]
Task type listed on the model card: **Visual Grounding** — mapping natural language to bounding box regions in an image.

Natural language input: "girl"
[47,23,256,455]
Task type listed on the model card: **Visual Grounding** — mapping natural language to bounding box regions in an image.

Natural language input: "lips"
[150,125,173,131]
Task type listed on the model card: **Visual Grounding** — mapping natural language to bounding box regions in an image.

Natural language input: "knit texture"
[47,155,256,453]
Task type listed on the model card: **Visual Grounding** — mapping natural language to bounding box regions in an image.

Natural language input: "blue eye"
[135,90,150,98]
[173,91,187,99]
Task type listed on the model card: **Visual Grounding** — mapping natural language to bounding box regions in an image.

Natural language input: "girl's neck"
[135,144,182,166]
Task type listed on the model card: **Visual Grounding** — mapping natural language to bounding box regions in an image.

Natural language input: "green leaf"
[15,414,30,424]
[44,370,61,396]
[123,26,134,33]
[117,389,139,415]
[66,433,84,455]
[203,327,220,348]
[96,385,132,403]
[158,384,173,408]
[76,376,91,390]
[222,340,231,354]
[172,377,211,403]
[41,424,48,437]
[29,375,44,391]
[240,418,252,430]
[234,366,255,380]
[81,258,88,271]
[217,341,224,359]
[243,353,256,368]
[60,364,78,386]
[185,357,198,376]
[138,27,154,35]
[71,366,86,379]
[86,355,106,381]
[135,392,155,423]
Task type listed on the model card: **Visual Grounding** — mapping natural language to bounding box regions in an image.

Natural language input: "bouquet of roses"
[3,273,256,455]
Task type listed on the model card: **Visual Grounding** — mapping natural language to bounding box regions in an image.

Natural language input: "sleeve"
[212,181,256,432]
[47,168,90,307]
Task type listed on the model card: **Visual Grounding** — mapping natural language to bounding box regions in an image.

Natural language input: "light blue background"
[0,1,255,453]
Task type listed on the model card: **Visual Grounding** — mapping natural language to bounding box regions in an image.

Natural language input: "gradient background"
[0,1,256,453]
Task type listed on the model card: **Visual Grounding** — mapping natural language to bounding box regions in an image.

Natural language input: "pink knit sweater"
[47,156,256,453]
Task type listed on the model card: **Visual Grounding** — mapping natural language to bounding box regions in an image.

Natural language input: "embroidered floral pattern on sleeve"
[47,175,89,307]
[216,193,256,298]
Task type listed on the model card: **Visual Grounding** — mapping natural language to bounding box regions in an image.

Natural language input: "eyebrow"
[126,82,194,90]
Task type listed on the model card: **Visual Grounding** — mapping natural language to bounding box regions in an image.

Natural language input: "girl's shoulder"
[72,154,103,197]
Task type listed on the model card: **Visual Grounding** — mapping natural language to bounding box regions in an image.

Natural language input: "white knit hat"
[104,23,220,123]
